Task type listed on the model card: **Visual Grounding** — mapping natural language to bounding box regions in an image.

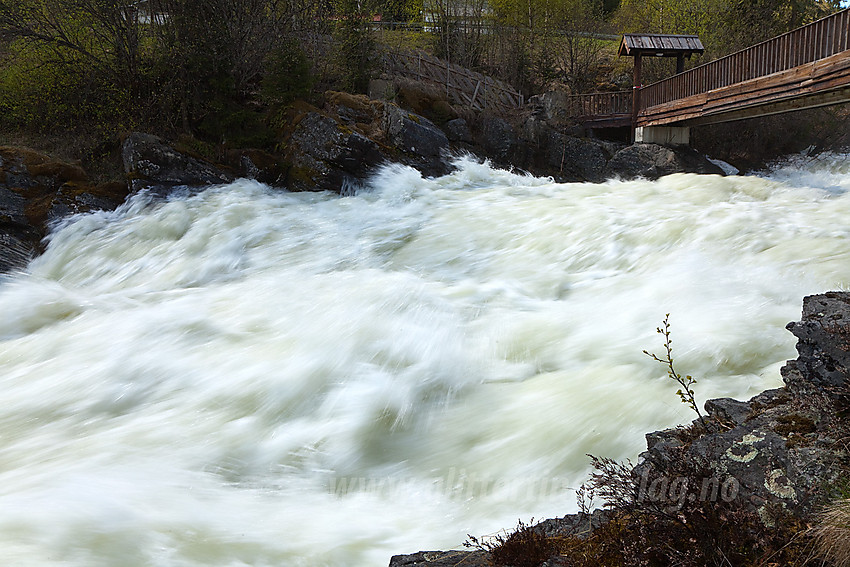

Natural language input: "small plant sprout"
[644,314,705,424]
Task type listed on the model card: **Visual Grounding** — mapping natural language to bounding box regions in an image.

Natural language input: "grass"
[813,498,850,567]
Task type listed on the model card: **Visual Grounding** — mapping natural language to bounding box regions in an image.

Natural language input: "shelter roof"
[618,34,704,57]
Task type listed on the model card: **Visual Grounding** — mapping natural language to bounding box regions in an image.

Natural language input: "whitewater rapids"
[1,154,849,566]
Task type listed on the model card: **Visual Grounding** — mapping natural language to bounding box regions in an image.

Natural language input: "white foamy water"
[1,154,849,565]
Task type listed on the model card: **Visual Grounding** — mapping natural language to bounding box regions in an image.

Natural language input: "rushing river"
[1,153,849,566]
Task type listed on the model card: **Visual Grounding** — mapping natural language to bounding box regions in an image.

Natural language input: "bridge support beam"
[635,126,690,146]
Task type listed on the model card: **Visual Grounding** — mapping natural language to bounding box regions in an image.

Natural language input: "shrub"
[465,519,565,567]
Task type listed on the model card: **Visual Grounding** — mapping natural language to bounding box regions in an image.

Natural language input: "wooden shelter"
[619,34,704,134]
[619,35,704,73]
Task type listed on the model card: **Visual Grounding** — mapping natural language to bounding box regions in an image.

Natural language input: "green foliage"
[333,0,378,94]
[378,0,423,22]
[0,40,127,136]
[644,314,705,424]
[196,103,277,149]
[260,42,314,119]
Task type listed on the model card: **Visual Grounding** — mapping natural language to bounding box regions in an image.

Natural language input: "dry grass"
[813,498,850,567]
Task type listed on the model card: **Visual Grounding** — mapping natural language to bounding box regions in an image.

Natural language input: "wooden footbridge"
[572,8,850,144]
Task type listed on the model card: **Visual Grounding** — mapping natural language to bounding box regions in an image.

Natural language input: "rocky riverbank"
[0,90,726,273]
[389,292,850,566]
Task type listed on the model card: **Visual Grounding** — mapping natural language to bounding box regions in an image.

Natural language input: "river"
[0,153,849,566]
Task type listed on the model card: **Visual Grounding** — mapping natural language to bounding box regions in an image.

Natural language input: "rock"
[445,118,473,144]
[784,291,850,394]
[223,149,287,186]
[384,105,449,158]
[325,91,383,126]
[0,185,28,226]
[285,111,385,193]
[704,397,752,427]
[534,510,611,538]
[388,551,488,567]
[604,142,725,180]
[0,147,129,273]
[382,104,452,177]
[478,115,515,162]
[528,90,572,125]
[546,132,609,182]
[122,132,234,192]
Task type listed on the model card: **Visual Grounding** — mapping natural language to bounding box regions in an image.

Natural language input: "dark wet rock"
[285,111,385,192]
[384,105,449,157]
[445,118,473,144]
[784,291,850,394]
[0,147,129,273]
[704,397,752,427]
[223,149,287,186]
[545,132,609,182]
[534,510,611,539]
[381,105,452,178]
[122,132,234,192]
[478,115,516,162]
[604,142,725,180]
[388,551,488,567]
[0,185,28,226]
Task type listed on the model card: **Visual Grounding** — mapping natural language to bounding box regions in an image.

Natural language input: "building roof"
[618,34,705,57]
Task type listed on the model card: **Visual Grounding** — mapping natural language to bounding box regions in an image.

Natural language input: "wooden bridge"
[573,8,850,142]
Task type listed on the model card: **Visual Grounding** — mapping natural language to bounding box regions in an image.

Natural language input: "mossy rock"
[27,161,88,183]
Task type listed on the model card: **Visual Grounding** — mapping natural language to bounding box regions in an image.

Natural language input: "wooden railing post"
[632,54,642,139]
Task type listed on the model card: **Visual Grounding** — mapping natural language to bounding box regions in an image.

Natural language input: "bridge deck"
[637,8,850,127]
[639,49,850,126]
[570,8,850,129]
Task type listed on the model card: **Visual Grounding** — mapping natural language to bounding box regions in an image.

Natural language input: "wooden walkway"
[638,8,850,126]
[567,91,632,127]
[572,8,850,128]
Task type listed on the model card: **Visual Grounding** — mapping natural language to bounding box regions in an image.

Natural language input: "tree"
[425,0,489,69]
[0,0,145,95]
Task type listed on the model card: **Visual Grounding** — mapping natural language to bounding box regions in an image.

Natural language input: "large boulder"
[546,132,610,183]
[383,104,451,177]
[284,111,385,193]
[604,142,725,180]
[784,291,850,395]
[122,132,234,192]
[445,118,473,144]
[478,115,516,163]
[0,147,128,273]
[384,105,448,156]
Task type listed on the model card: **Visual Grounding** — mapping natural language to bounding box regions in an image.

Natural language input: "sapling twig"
[643,314,705,425]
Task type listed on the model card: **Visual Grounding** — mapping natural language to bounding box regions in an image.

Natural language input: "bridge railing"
[567,91,632,116]
[640,8,850,110]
